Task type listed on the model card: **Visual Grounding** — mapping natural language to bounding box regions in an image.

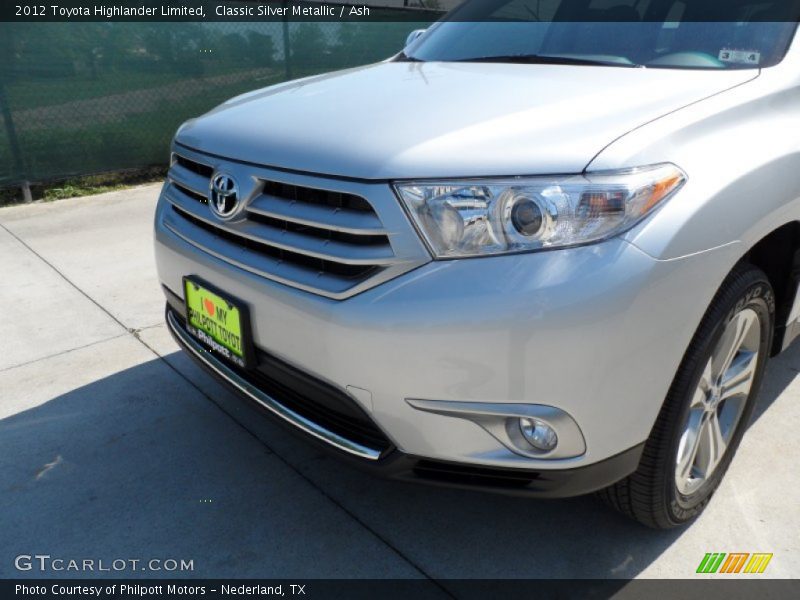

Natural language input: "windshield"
[405,0,799,69]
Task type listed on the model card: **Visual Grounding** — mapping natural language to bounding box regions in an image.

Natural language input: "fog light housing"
[406,398,586,459]
[519,418,558,451]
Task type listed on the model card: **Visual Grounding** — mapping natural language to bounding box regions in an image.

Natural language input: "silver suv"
[155,0,800,528]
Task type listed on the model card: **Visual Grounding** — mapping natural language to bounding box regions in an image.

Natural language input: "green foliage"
[43,182,126,201]
[290,23,331,70]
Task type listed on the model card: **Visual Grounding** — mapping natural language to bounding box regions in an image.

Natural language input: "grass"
[43,182,128,201]
[0,167,166,207]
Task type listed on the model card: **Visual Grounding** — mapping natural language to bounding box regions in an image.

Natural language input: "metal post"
[282,3,292,80]
[21,180,32,203]
[0,24,27,193]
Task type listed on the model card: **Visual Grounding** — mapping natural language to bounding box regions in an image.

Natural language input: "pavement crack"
[0,333,127,373]
[125,323,164,340]
[0,221,133,334]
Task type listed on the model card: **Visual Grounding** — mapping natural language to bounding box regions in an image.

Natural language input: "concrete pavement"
[0,184,798,580]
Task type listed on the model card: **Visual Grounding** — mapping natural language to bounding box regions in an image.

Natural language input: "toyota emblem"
[209,172,240,219]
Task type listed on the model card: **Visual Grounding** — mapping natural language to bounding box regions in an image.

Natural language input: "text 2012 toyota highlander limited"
[155,1,800,527]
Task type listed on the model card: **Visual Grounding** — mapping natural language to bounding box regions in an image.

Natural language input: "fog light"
[519,418,558,451]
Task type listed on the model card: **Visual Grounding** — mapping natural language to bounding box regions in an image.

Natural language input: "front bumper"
[165,301,644,497]
[156,191,741,477]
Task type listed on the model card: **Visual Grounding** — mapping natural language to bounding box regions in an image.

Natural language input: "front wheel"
[599,263,774,528]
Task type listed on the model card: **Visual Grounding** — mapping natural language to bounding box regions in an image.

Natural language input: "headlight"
[394,164,686,258]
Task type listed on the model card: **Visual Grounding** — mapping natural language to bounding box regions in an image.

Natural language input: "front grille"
[261,179,373,213]
[174,154,213,179]
[167,305,392,455]
[174,206,379,280]
[163,152,405,299]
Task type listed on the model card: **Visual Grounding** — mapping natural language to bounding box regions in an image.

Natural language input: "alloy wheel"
[674,308,761,496]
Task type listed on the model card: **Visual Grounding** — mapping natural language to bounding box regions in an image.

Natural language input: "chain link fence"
[0,11,441,191]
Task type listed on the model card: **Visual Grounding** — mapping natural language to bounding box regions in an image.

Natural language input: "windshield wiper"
[452,54,641,68]
[395,52,425,63]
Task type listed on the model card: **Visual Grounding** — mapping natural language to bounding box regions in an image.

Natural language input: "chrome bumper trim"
[167,310,383,460]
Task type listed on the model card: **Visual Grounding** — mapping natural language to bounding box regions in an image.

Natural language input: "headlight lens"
[395,164,686,258]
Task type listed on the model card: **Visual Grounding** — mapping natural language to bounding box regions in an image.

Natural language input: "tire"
[599,263,775,528]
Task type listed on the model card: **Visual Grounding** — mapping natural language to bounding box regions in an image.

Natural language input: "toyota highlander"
[154,0,800,527]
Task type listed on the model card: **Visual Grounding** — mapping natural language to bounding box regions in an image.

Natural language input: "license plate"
[183,277,253,369]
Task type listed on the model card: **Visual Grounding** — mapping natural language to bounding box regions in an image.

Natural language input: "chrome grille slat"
[247,194,385,235]
[168,162,209,198]
[163,208,364,296]
[166,184,398,266]
[163,148,431,300]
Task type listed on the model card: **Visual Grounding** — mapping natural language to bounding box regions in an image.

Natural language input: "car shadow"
[750,338,800,423]
[1,341,797,580]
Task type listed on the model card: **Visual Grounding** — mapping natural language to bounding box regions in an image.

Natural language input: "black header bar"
[3,0,800,23]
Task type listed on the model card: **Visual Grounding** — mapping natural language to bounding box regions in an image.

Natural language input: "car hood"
[176,61,757,179]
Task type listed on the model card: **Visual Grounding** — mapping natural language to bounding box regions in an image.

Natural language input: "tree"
[290,23,330,72]
[246,31,276,68]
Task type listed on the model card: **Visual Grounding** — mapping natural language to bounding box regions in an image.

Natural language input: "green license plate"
[183,277,252,369]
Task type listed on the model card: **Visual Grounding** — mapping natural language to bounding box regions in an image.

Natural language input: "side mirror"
[405,29,426,49]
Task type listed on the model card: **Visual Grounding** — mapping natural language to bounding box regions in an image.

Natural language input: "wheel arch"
[741,221,800,355]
